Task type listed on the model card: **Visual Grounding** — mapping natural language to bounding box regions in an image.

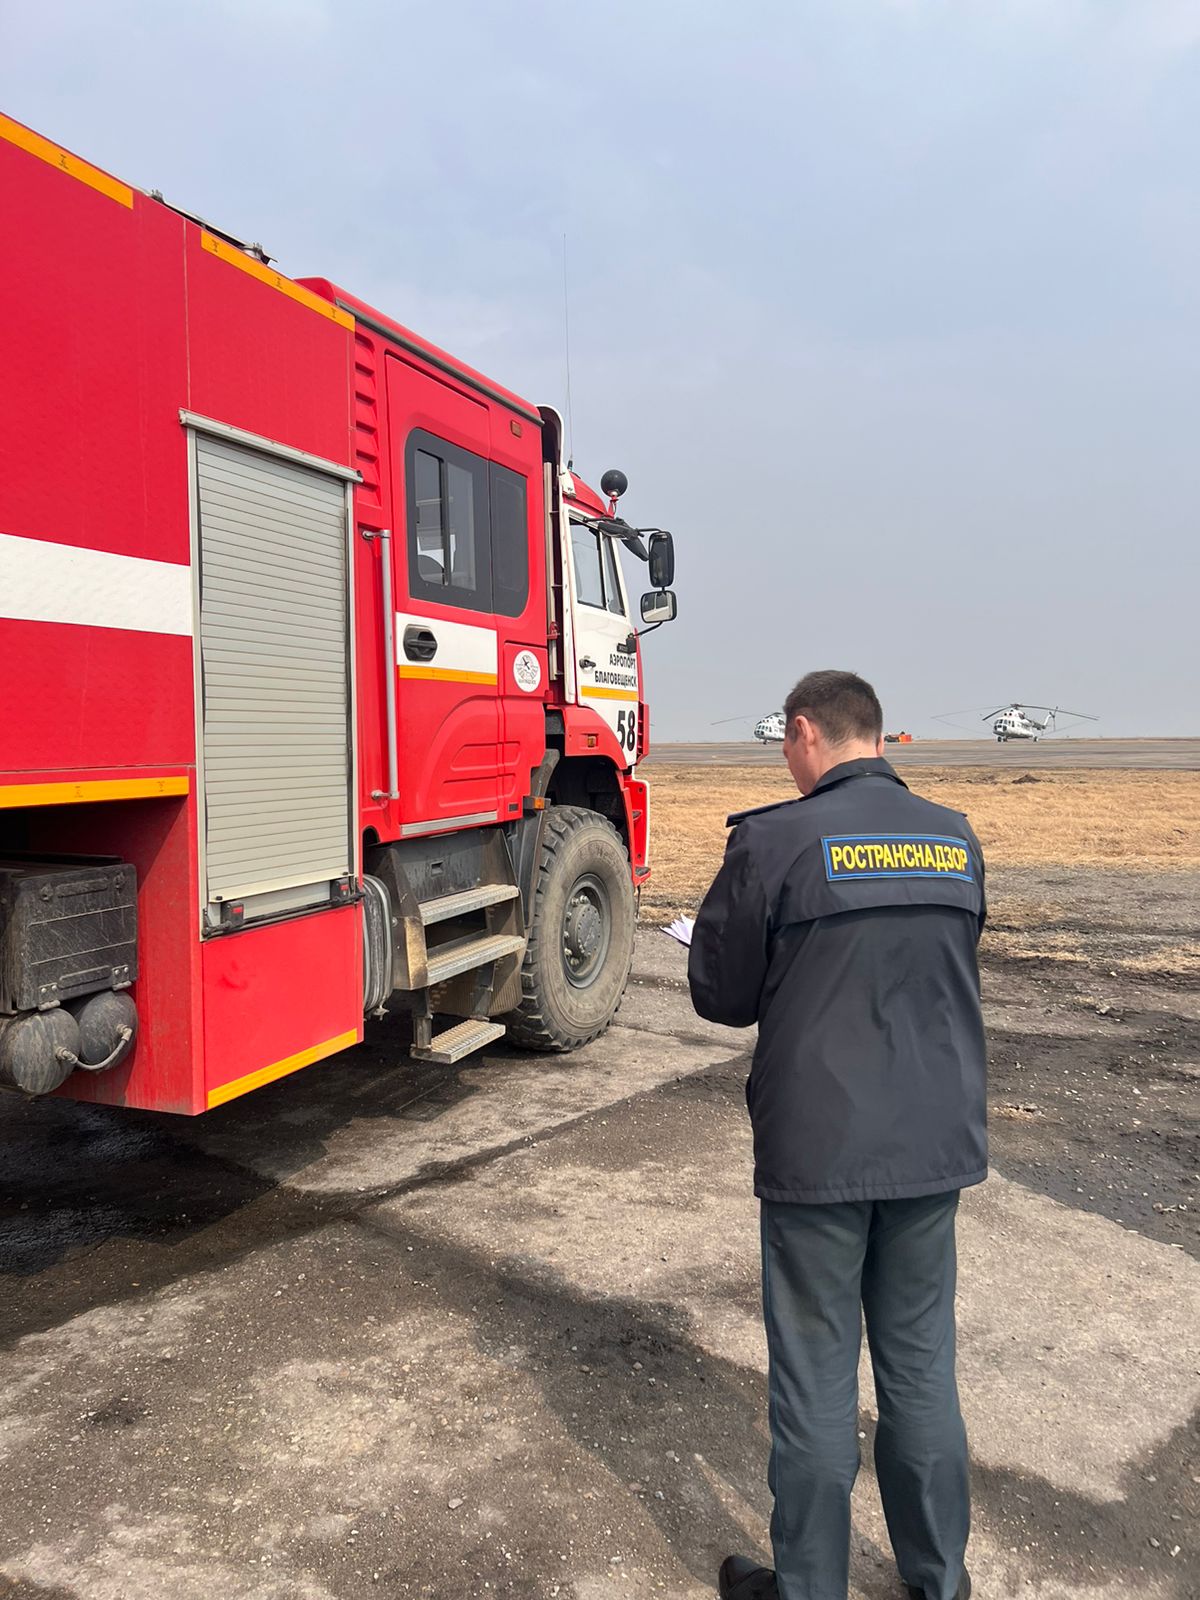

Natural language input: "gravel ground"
[0,864,1196,1600]
[982,867,1200,1258]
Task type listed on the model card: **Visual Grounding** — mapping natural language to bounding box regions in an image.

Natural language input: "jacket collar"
[806,756,907,798]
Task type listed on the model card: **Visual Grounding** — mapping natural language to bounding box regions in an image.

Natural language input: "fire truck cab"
[0,114,677,1112]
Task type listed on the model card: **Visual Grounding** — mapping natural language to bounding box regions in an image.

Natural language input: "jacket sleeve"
[964,819,987,940]
[687,826,771,1027]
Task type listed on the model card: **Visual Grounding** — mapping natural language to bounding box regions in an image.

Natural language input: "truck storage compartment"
[0,855,137,1013]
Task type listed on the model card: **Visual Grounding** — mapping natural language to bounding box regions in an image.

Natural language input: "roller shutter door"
[196,434,351,918]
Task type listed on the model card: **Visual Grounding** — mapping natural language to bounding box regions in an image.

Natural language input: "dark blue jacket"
[688,758,987,1204]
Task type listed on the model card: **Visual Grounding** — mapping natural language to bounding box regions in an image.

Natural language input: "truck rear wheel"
[506,805,635,1052]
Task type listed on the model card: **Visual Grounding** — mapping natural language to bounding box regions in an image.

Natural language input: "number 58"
[616,708,638,754]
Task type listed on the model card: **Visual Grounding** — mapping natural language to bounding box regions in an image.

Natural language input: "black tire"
[505,805,636,1052]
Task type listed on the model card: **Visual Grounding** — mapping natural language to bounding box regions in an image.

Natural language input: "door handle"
[403,626,438,663]
[361,526,398,801]
[579,655,596,669]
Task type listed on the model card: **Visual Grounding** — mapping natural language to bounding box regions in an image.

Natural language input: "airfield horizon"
[647,737,1200,771]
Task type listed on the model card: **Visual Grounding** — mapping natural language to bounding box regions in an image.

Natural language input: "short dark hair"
[783,670,883,745]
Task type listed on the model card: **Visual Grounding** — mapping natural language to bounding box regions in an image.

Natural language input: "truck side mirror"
[648,532,675,589]
[640,590,677,625]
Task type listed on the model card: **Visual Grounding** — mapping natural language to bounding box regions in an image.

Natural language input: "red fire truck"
[0,114,678,1113]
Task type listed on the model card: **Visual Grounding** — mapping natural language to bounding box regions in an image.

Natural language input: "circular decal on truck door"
[513,650,542,693]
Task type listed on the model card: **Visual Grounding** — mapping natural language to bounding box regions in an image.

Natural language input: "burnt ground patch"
[986,1010,1200,1258]
[977,868,1200,1261]
[0,1007,517,1344]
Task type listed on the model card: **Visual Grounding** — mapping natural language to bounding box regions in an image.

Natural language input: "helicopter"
[935,703,1098,743]
[710,712,787,742]
[752,711,786,743]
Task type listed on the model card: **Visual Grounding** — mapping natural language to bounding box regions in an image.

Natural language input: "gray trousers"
[761,1193,969,1600]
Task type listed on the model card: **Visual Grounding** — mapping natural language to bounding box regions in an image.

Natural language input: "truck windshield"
[570,520,626,616]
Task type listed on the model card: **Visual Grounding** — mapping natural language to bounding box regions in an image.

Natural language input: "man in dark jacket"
[688,670,986,1600]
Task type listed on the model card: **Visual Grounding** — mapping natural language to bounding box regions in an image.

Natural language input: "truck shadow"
[0,1008,493,1336]
[0,1003,696,1341]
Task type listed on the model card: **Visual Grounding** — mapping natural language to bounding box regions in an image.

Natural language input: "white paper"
[661,915,695,948]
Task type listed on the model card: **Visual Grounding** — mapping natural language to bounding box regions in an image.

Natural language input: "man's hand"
[687,827,770,1027]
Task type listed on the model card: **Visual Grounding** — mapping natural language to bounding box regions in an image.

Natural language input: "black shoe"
[905,1571,971,1600]
[718,1554,780,1599]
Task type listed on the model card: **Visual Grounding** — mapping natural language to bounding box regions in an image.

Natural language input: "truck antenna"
[562,233,575,469]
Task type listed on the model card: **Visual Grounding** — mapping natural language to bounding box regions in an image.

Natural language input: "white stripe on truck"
[394,610,498,682]
[0,533,192,637]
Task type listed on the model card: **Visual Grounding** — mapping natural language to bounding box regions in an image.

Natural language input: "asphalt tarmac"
[2,898,1197,1599]
[647,738,1200,770]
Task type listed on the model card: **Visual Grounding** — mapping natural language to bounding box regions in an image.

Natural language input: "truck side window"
[602,538,626,616]
[570,521,607,609]
[490,462,529,618]
[405,431,492,612]
[413,449,447,583]
[445,461,479,589]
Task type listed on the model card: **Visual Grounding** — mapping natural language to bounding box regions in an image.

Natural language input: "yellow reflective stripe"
[395,666,498,685]
[206,1027,359,1109]
[0,776,189,809]
[580,685,639,702]
[200,231,354,330]
[0,113,133,207]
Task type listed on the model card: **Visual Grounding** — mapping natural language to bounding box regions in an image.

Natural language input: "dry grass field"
[645,765,1200,913]
[643,767,1200,980]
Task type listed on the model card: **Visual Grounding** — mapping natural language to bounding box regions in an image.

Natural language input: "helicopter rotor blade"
[1040,714,1099,735]
[931,709,1001,721]
[1011,704,1099,717]
[929,709,1006,733]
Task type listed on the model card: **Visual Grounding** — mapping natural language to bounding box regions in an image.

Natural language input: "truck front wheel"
[506,806,635,1052]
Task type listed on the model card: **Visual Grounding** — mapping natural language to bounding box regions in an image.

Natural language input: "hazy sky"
[5,1,1198,737]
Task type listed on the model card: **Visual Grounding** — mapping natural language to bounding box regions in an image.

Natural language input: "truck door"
[567,517,640,763]
[385,357,501,830]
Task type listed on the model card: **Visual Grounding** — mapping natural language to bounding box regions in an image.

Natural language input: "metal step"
[425,931,526,986]
[411,1017,507,1066]
[418,882,520,927]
